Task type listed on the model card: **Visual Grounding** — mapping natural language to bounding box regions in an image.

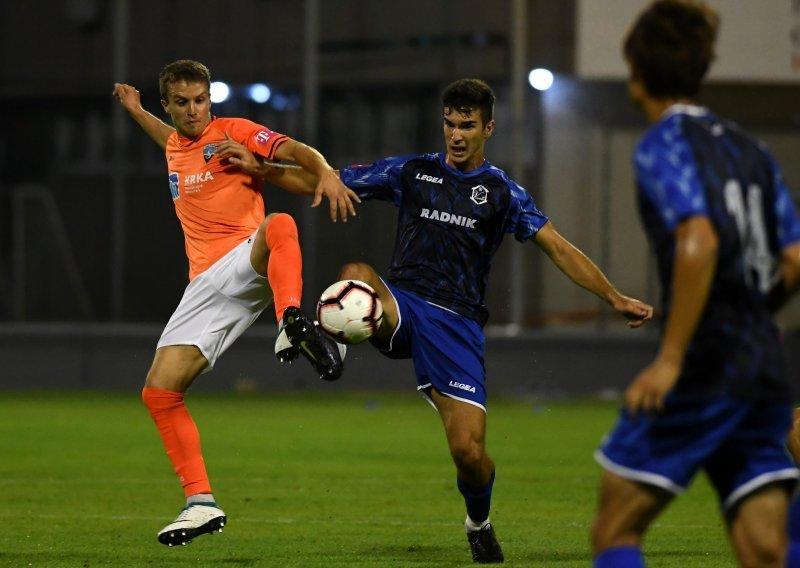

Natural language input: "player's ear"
[161,99,169,112]
[483,119,495,139]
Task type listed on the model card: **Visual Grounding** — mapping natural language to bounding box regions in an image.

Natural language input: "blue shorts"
[596,394,797,513]
[375,283,487,411]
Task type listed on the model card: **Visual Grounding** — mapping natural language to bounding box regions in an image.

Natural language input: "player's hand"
[312,169,361,223]
[112,83,142,114]
[611,295,654,328]
[624,357,680,419]
[217,132,263,176]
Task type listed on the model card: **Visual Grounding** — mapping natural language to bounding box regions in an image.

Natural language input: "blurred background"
[1,0,798,392]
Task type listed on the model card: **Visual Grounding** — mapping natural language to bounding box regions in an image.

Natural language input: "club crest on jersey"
[471,185,488,205]
[203,144,217,163]
[168,173,180,200]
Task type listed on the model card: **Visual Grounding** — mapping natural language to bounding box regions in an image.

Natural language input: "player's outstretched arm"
[112,83,174,150]
[216,133,322,195]
[624,216,718,417]
[533,221,654,327]
[273,139,361,223]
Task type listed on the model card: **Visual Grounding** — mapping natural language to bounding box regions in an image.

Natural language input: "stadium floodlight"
[528,68,554,91]
[248,83,272,104]
[210,81,231,103]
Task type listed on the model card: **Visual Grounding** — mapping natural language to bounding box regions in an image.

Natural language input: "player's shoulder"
[403,152,440,169]
[211,116,255,128]
[350,153,434,173]
[482,161,526,194]
[208,116,270,137]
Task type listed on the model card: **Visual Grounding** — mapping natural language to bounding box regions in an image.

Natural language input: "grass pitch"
[0,391,734,567]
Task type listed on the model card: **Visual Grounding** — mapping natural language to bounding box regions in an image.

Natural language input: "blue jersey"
[340,153,549,326]
[635,105,800,401]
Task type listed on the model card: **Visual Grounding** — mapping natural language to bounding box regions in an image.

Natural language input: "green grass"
[0,392,735,567]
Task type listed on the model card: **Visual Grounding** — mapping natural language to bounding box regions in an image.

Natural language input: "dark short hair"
[442,78,495,124]
[623,0,718,98]
[159,60,211,100]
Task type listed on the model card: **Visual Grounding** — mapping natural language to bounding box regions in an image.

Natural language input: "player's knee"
[264,212,298,248]
[737,549,783,568]
[142,386,183,412]
[590,516,617,554]
[338,261,372,282]
[449,440,485,471]
[736,536,785,568]
[590,503,646,553]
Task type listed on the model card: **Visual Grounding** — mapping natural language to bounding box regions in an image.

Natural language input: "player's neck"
[644,97,695,123]
[445,154,485,173]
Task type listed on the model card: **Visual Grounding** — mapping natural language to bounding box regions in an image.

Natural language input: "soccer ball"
[317,280,383,344]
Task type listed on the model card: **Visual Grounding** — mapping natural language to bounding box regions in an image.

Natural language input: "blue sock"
[457,471,495,525]
[594,546,645,568]
[789,496,800,542]
[788,542,800,568]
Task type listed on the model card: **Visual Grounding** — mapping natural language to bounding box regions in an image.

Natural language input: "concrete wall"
[2,324,798,401]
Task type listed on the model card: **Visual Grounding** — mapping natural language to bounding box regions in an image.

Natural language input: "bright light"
[528,68,554,91]
[209,81,230,103]
[248,83,271,103]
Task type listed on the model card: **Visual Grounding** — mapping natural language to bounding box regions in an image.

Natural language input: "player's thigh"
[145,345,209,392]
[728,484,789,567]
[592,470,672,552]
[787,407,800,464]
[338,261,398,335]
[430,388,486,453]
[249,217,271,277]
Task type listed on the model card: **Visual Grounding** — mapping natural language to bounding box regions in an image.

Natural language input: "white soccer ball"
[317,280,383,344]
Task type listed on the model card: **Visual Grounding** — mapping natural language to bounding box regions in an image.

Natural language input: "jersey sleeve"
[635,123,708,231]
[339,156,410,205]
[505,181,549,242]
[225,117,290,161]
[769,156,800,248]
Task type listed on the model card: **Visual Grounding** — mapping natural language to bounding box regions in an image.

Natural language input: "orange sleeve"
[220,117,290,161]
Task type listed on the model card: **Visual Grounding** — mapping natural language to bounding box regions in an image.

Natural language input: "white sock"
[465,515,490,532]
[187,493,215,505]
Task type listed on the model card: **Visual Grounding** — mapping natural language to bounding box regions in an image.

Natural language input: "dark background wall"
[1,1,799,393]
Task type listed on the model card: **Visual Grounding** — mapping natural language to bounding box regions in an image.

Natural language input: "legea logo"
[448,380,476,393]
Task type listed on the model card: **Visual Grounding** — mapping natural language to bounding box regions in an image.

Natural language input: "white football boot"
[157,503,227,546]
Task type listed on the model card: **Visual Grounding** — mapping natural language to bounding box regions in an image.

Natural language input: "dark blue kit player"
[590,2,800,568]
[223,78,653,564]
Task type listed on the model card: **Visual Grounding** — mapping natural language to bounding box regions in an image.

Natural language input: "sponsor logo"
[420,208,477,229]
[203,143,217,163]
[448,380,476,393]
[168,173,180,199]
[470,185,488,205]
[184,171,214,185]
[415,172,443,184]
[255,130,272,145]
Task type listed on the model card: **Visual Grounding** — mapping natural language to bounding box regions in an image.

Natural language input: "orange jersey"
[165,116,289,280]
